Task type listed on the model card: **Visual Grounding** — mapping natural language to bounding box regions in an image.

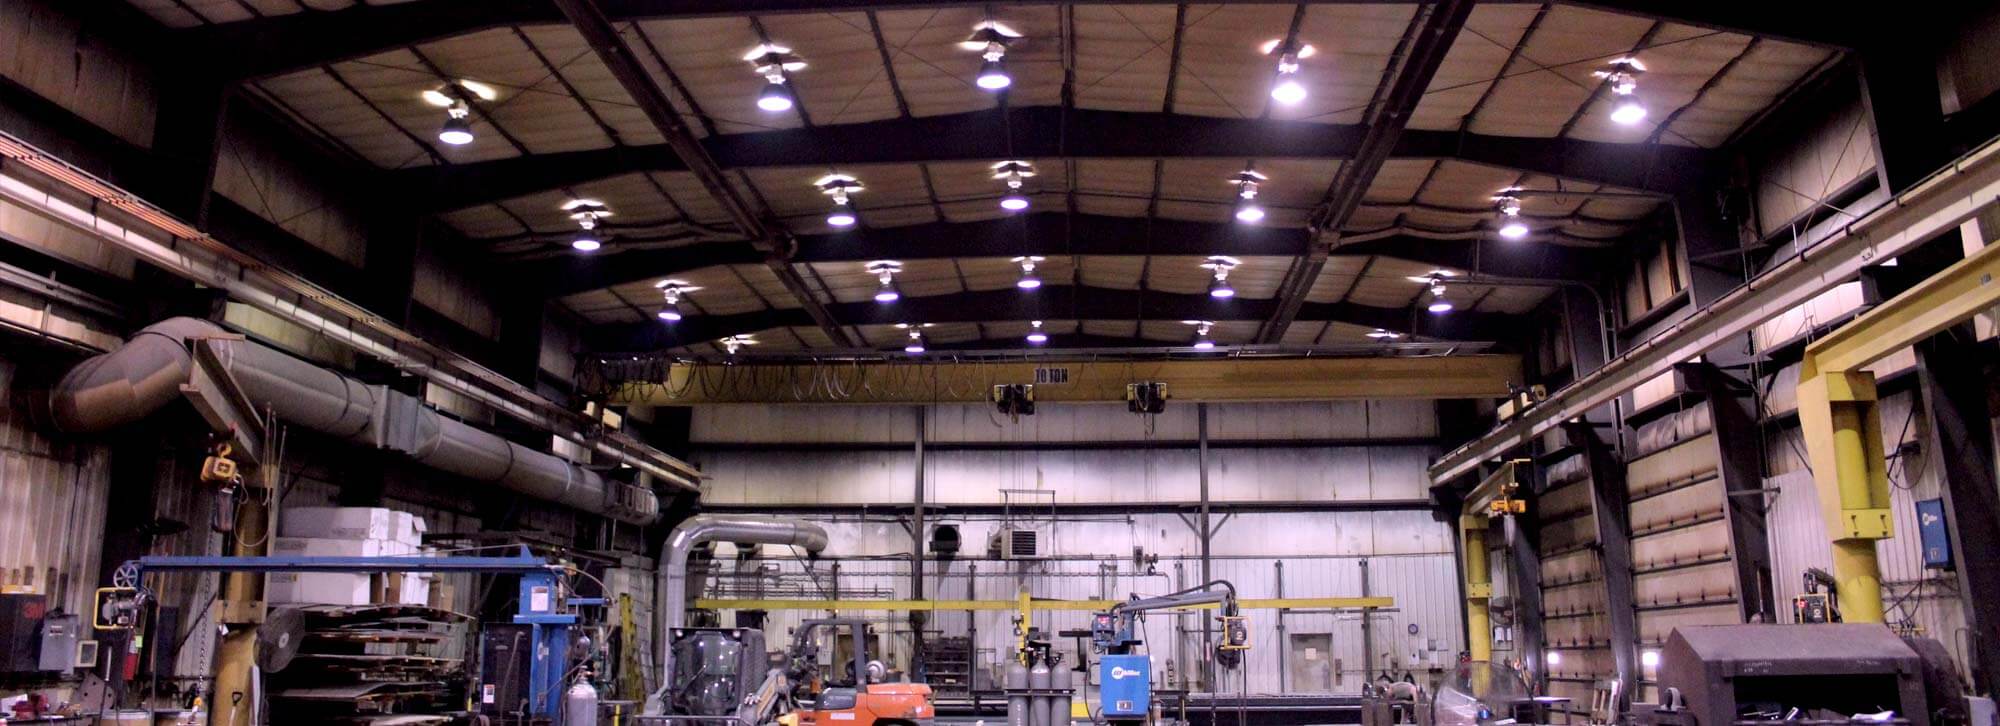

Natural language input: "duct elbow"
[48,317,224,433]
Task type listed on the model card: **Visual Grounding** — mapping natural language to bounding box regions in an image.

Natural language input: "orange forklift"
[780,618,934,726]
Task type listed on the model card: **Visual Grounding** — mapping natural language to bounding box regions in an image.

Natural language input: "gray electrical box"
[38,614,80,672]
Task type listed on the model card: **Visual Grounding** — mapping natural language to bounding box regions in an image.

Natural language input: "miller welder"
[1087,582,1248,722]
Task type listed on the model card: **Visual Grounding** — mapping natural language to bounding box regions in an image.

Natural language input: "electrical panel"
[1915,498,1952,569]
[38,614,80,672]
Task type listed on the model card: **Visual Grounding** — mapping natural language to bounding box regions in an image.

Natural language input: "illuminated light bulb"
[1271,77,1307,105]
[657,304,683,322]
[1208,277,1235,298]
[1192,338,1216,350]
[1001,193,1030,211]
[757,80,796,112]
[1546,651,1562,666]
[1026,321,1048,344]
[570,236,602,253]
[1428,299,1454,314]
[827,201,858,227]
[874,284,900,303]
[977,58,1012,90]
[438,115,474,146]
[1235,203,1266,223]
[1017,274,1042,289]
[1641,650,1660,668]
[1611,99,1647,125]
[1499,220,1530,239]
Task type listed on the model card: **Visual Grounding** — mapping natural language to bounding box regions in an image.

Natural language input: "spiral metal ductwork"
[50,317,660,524]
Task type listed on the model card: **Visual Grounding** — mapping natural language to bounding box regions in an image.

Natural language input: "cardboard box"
[285,508,397,541]
[398,573,431,606]
[273,536,395,558]
[268,572,373,605]
[284,507,427,545]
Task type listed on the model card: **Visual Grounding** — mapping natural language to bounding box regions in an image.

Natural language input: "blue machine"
[1916,498,1953,569]
[1099,654,1152,718]
[109,546,597,718]
[512,569,604,716]
[1088,583,1245,722]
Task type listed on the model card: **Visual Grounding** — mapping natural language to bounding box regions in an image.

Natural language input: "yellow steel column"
[212,494,270,726]
[1462,514,1492,662]
[1016,588,1033,661]
[1795,369,1892,623]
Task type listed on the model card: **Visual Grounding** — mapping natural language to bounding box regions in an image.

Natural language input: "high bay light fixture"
[1407,270,1458,314]
[1026,320,1048,344]
[1232,169,1268,223]
[562,199,611,252]
[1013,256,1045,289]
[654,280,699,322]
[897,323,932,353]
[816,173,863,227]
[422,79,498,146]
[720,334,756,355]
[1261,39,1316,106]
[993,160,1035,211]
[962,21,1022,91]
[866,260,903,302]
[1426,275,1454,313]
[1596,57,1648,126]
[1494,188,1529,240]
[746,43,807,112]
[1183,320,1218,350]
[1201,256,1241,298]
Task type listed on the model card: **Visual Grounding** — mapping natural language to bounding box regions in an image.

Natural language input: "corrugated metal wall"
[695,401,1437,506]
[707,521,1462,696]
[0,1,159,147]
[686,400,1458,694]
[0,357,111,615]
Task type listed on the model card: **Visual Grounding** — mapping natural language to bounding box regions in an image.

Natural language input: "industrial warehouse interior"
[0,0,1998,724]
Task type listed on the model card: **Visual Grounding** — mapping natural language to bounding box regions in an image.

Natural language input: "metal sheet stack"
[264,604,474,724]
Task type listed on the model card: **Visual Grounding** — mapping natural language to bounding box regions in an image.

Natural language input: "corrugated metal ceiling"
[138,1,1838,350]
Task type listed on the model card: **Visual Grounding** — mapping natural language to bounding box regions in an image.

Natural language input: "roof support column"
[1566,419,1636,709]
[150,77,233,226]
[1858,45,1951,194]
[1913,331,2000,695]
[1684,363,1776,623]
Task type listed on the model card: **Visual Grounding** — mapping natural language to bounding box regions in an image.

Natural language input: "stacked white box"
[271,507,432,606]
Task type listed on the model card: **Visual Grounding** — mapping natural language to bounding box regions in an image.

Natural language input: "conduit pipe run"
[650,514,829,710]
[50,317,662,525]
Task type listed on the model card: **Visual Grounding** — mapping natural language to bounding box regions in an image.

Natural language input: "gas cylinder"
[1007,661,1031,726]
[1029,658,1053,726]
[564,679,600,726]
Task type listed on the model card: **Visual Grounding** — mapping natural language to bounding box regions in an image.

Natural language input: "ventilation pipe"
[49,317,661,524]
[650,514,829,711]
